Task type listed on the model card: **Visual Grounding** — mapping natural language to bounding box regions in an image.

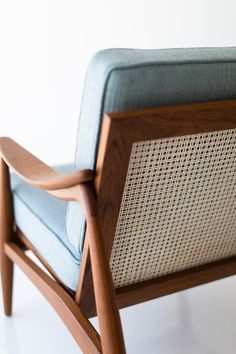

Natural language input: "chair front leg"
[0,158,14,316]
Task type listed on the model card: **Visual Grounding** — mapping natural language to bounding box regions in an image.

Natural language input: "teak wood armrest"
[0,137,94,191]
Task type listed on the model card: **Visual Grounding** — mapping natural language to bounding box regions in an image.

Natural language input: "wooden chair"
[1,48,236,353]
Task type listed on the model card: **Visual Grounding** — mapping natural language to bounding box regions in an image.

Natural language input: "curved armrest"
[0,137,94,191]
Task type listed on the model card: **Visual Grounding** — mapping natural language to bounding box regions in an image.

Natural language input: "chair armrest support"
[0,137,94,191]
[79,184,126,354]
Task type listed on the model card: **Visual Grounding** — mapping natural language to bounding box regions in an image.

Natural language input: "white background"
[0,0,236,165]
[1,2,236,353]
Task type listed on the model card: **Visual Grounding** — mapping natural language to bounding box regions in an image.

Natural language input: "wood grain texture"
[116,257,236,309]
[0,158,14,316]
[0,137,94,190]
[5,242,101,354]
[97,99,236,257]
[79,183,126,354]
[76,236,96,316]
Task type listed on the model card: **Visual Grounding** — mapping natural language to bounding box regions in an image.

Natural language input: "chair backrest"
[94,100,236,289]
[79,99,236,318]
[67,47,236,258]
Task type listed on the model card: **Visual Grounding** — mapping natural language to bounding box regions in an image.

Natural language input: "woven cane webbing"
[110,129,236,288]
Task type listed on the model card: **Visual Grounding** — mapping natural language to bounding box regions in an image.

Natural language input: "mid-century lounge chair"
[1,47,236,353]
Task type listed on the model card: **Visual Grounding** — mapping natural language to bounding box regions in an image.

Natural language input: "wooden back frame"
[1,99,236,353]
[77,99,236,317]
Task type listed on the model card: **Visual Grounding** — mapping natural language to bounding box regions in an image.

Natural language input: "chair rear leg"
[0,158,14,316]
[1,254,13,316]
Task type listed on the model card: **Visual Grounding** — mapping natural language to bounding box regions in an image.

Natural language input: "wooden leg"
[0,158,14,316]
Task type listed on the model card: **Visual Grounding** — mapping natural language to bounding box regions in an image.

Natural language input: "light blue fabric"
[67,47,236,253]
[11,165,81,291]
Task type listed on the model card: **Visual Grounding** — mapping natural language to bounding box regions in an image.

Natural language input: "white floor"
[1,258,236,354]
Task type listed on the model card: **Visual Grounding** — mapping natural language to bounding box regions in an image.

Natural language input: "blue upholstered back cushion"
[67,47,236,253]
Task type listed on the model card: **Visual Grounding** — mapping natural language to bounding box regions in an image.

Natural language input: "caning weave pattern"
[110,129,236,288]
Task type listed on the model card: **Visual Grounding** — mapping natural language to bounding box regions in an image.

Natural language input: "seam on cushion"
[66,202,85,255]
[89,48,236,71]
[13,191,81,265]
[103,59,236,74]
[91,47,236,53]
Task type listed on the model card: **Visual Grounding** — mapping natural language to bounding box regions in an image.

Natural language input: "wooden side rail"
[4,242,101,353]
[0,138,126,354]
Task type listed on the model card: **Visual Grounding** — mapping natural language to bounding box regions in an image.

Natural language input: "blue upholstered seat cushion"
[11,164,81,291]
[67,47,236,252]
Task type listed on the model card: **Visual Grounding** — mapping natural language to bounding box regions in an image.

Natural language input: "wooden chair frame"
[0,99,236,353]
